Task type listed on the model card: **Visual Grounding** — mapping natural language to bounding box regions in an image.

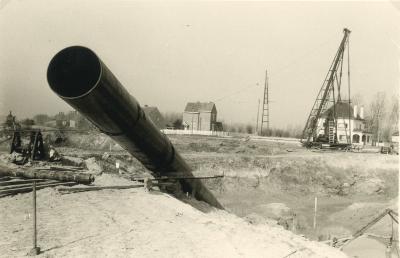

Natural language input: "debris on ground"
[0,187,347,258]
[84,157,103,175]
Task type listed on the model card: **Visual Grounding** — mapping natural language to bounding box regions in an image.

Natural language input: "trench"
[42,134,399,241]
[190,154,399,240]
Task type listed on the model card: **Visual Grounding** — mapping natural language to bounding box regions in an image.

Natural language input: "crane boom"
[352,209,398,239]
[301,28,351,147]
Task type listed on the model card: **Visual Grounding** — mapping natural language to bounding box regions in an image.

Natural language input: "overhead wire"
[213,83,260,103]
[212,33,339,103]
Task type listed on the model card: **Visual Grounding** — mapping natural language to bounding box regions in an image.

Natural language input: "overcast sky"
[0,1,399,129]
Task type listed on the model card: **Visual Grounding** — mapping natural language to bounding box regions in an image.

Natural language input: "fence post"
[313,196,318,230]
[28,178,40,256]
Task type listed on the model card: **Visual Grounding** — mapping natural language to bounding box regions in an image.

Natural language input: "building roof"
[142,106,166,129]
[321,102,362,120]
[184,102,216,113]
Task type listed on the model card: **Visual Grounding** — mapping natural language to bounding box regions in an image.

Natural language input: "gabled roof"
[142,106,167,129]
[184,102,216,113]
[321,102,361,120]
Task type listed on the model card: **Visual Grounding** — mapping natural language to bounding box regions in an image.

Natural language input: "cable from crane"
[347,35,352,145]
[391,218,400,258]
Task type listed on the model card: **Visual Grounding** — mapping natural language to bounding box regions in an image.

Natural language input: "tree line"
[353,92,399,144]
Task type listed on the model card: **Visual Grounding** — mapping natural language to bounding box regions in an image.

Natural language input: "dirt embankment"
[51,133,398,241]
[3,132,396,252]
[0,182,347,258]
[184,151,398,239]
[190,153,398,197]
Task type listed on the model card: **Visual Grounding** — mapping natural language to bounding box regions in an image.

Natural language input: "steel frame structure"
[301,28,352,148]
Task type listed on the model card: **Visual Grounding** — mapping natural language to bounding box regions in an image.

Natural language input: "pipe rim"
[47,46,103,99]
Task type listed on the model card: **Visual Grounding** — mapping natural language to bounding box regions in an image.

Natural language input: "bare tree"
[368,92,387,144]
[351,93,364,106]
[163,112,182,127]
[389,95,399,132]
[245,124,254,134]
[382,95,400,142]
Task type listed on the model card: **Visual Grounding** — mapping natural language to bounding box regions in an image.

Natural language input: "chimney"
[360,106,364,119]
[353,105,358,118]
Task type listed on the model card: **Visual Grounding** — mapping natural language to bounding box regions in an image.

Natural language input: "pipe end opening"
[47,46,102,98]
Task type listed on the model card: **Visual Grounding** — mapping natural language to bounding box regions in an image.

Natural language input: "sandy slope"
[0,184,347,258]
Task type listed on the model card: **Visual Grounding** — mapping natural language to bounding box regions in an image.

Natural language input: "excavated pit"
[194,154,398,240]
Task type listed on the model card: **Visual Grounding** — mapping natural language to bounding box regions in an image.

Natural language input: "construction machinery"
[337,209,399,254]
[301,28,352,148]
[46,46,223,209]
[10,130,45,164]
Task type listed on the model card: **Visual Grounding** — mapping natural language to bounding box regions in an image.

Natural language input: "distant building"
[54,112,77,128]
[182,102,217,131]
[317,102,373,145]
[55,112,69,128]
[142,105,167,129]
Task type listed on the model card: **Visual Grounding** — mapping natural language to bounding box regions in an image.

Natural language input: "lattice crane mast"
[301,28,351,147]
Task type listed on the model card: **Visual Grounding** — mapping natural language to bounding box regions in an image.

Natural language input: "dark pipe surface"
[47,46,223,209]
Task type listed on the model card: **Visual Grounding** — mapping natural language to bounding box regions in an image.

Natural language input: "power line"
[271,33,338,79]
[213,83,260,102]
[211,33,339,103]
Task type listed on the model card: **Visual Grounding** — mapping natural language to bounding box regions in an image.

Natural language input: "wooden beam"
[0,182,77,196]
[57,184,143,194]
[131,175,224,181]
[0,179,48,187]
[0,164,94,184]
[0,180,60,190]
[0,176,17,182]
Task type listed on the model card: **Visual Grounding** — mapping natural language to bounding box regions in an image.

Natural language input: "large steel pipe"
[47,46,223,209]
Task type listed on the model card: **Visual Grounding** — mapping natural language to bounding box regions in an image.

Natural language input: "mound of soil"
[0,187,347,258]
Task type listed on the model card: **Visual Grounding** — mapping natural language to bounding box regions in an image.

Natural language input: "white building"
[317,102,373,146]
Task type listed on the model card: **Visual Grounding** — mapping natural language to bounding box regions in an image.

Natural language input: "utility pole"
[260,69,270,135]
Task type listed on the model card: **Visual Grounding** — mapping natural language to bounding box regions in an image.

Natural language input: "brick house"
[182,102,217,131]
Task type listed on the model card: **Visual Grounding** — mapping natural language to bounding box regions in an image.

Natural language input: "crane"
[301,28,351,148]
[339,209,398,252]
